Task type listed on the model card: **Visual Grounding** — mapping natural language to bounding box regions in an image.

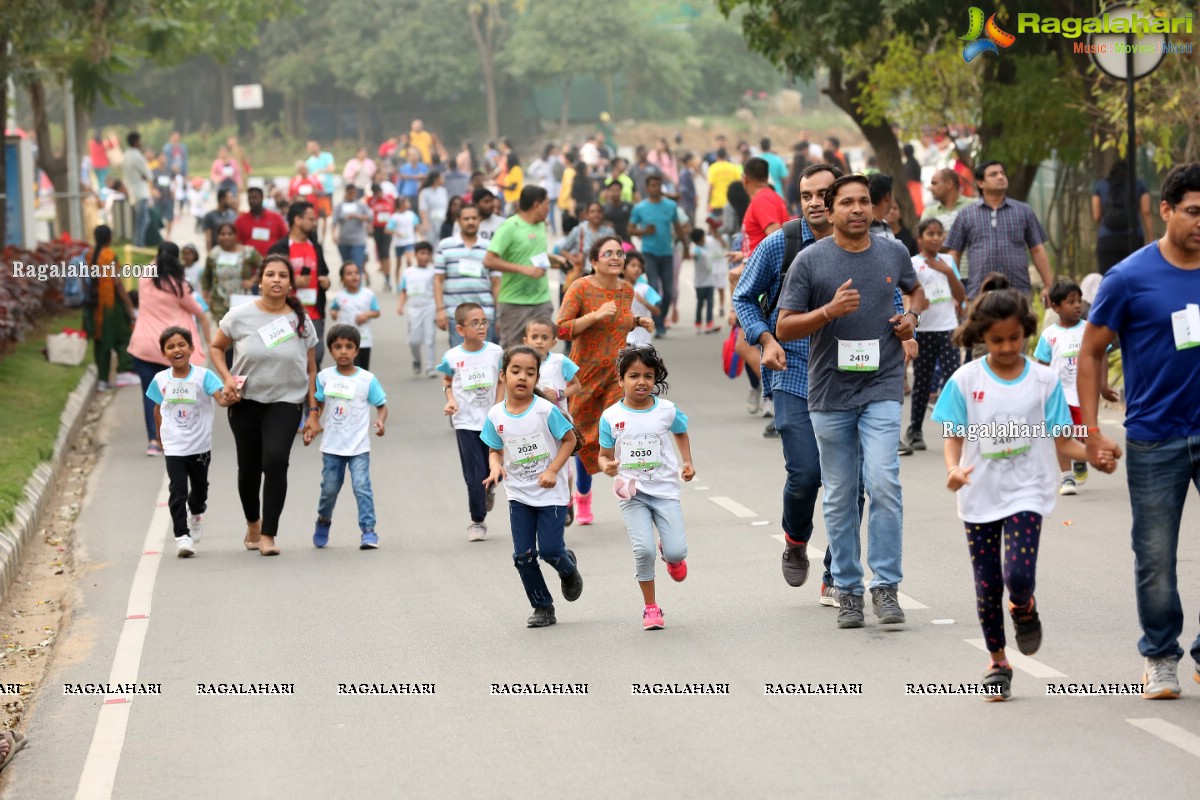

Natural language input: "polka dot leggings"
[910,330,961,434]
[965,512,1043,652]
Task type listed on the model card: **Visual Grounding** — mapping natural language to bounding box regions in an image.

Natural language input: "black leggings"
[965,511,1043,652]
[227,400,302,537]
[695,287,714,325]
[910,330,960,433]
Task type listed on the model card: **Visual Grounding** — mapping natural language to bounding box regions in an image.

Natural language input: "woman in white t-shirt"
[906,218,966,451]
[210,254,320,556]
[932,290,1117,701]
[480,346,582,629]
[417,171,449,242]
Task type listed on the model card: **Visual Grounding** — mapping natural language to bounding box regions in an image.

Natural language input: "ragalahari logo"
[961,7,1016,62]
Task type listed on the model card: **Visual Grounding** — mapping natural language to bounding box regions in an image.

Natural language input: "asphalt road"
[4,238,1200,800]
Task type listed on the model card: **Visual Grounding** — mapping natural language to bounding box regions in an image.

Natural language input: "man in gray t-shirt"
[776,174,924,630]
[333,185,371,271]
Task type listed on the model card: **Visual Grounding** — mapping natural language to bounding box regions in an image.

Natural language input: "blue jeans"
[337,243,366,270]
[133,198,149,247]
[131,356,162,442]
[642,252,674,331]
[447,317,498,349]
[1125,434,1200,661]
[619,493,687,582]
[811,401,904,595]
[317,452,376,533]
[509,501,575,609]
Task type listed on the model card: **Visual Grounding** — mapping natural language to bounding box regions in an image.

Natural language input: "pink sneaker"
[574,491,593,525]
[643,604,665,630]
[659,543,687,582]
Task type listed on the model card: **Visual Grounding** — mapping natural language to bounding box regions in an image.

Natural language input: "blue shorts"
[394,244,414,257]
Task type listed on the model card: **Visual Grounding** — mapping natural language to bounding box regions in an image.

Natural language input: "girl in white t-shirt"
[481,346,582,629]
[932,290,1116,701]
[385,197,420,285]
[623,254,661,347]
[907,218,966,451]
[598,345,695,631]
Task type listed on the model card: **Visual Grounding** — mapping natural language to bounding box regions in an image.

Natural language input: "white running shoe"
[187,514,203,542]
[746,388,762,415]
[467,522,488,542]
[1142,657,1181,699]
[175,535,196,558]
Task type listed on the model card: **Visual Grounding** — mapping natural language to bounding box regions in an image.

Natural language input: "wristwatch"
[905,310,921,328]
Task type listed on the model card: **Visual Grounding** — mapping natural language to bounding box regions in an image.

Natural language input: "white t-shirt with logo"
[400,267,436,306]
[599,397,690,501]
[146,366,224,456]
[314,367,387,456]
[1034,320,1086,406]
[330,288,380,348]
[436,342,504,431]
[628,278,662,347]
[480,396,574,507]
[911,253,960,332]
[931,357,1073,523]
[536,353,579,414]
[387,210,419,248]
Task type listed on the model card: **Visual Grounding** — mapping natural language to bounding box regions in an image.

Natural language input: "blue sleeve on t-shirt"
[670,408,689,434]
[931,378,968,427]
[547,406,573,442]
[562,357,580,383]
[1044,379,1073,430]
[369,295,380,312]
[645,285,663,307]
[330,297,341,311]
[203,369,224,397]
[145,377,163,405]
[367,376,387,406]
[1034,332,1052,363]
[480,418,501,450]
[599,417,614,448]
[436,354,454,376]
[314,373,326,402]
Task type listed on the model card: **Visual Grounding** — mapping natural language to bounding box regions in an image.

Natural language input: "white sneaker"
[187,514,203,542]
[1143,656,1181,699]
[762,397,774,418]
[175,535,196,558]
[746,388,762,415]
[114,371,141,387]
[467,522,488,542]
[1059,476,1077,496]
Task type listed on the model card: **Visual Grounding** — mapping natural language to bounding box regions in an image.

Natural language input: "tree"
[468,0,516,141]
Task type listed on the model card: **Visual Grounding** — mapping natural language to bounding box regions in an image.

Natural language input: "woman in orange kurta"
[557,235,656,524]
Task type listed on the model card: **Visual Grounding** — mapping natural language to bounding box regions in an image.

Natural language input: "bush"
[1,239,90,351]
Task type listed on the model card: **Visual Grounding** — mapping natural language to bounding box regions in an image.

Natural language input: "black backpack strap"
[761,219,807,319]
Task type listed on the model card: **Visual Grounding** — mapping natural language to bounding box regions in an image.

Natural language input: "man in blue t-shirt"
[1079,162,1200,700]
[628,175,687,335]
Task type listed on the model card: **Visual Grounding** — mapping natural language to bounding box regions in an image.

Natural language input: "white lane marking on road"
[1127,718,1200,759]
[708,496,759,518]
[750,520,769,527]
[768,534,929,609]
[75,476,170,800]
[963,639,1067,678]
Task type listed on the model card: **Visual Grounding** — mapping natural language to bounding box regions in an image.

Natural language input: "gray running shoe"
[781,539,810,587]
[527,606,557,628]
[837,593,865,629]
[486,486,496,512]
[871,586,906,624]
[1143,657,1181,699]
[819,583,840,607]
[983,665,1012,701]
[909,429,926,451]
[1010,599,1042,655]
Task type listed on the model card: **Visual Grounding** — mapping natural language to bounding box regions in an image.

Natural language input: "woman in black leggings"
[210,254,319,556]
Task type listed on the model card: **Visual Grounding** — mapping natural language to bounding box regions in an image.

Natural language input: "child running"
[481,345,583,628]
[932,289,1114,700]
[307,324,388,550]
[145,326,230,557]
[690,228,721,334]
[524,317,583,523]
[1035,278,1119,495]
[598,345,695,631]
[438,302,505,541]
[397,241,438,377]
[386,196,419,285]
[624,252,661,348]
[329,262,381,370]
[906,218,966,451]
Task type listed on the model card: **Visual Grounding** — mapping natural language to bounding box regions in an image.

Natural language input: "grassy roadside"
[0,310,89,528]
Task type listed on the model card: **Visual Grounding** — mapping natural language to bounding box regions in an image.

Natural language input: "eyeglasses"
[462,320,489,329]
[598,250,626,259]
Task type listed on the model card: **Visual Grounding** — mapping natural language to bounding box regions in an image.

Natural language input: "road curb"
[0,365,97,605]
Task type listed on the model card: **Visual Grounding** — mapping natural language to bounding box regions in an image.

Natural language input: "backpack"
[1102,181,1131,232]
[758,218,808,318]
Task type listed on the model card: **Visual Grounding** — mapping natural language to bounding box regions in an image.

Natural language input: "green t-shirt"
[488,215,552,305]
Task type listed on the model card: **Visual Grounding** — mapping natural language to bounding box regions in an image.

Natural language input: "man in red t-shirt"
[235,187,289,257]
[268,201,330,366]
[741,156,791,254]
[365,183,396,289]
[288,162,322,202]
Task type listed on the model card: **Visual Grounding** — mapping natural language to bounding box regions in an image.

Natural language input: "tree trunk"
[30,77,71,237]
[823,66,916,227]
[558,75,573,134]
[468,5,501,141]
[218,62,234,129]
[603,74,616,121]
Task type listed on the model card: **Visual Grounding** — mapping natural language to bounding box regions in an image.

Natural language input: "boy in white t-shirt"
[1035,279,1119,495]
[397,241,438,376]
[145,326,230,558]
[386,196,420,286]
[623,254,661,348]
[307,324,388,550]
[437,303,505,541]
[329,262,381,370]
